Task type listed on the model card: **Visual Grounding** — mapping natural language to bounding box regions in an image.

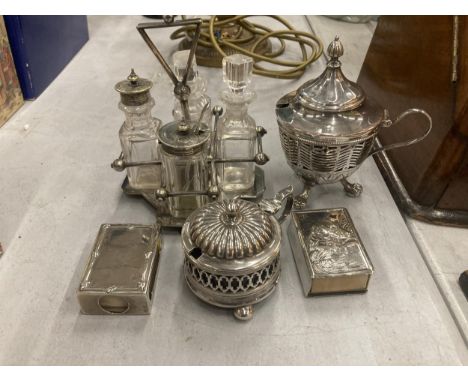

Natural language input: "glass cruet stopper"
[222,54,253,94]
[173,50,197,83]
[171,50,211,127]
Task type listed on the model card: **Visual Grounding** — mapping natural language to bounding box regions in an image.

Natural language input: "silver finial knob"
[177,120,190,134]
[155,188,168,201]
[127,68,139,85]
[213,105,223,117]
[111,158,126,172]
[327,36,344,60]
[254,153,269,165]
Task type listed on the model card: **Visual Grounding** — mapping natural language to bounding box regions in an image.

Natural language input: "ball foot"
[234,305,254,321]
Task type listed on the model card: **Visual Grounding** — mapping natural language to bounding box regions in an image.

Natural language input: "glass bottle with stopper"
[132,19,218,224]
[114,69,162,190]
[216,54,257,194]
[172,50,211,128]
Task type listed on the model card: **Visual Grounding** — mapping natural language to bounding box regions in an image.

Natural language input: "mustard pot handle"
[370,108,433,155]
[258,185,294,224]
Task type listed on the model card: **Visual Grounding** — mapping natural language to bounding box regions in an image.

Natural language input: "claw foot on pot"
[341,178,363,197]
[293,184,311,209]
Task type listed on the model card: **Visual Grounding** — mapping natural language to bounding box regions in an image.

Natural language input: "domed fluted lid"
[295,37,365,112]
[188,199,274,259]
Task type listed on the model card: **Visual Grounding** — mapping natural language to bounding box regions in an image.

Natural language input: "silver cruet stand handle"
[136,18,203,123]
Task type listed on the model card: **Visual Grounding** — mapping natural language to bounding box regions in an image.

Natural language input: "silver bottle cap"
[115,69,153,106]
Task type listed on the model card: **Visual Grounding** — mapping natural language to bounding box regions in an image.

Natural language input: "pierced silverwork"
[182,186,293,320]
[276,37,432,208]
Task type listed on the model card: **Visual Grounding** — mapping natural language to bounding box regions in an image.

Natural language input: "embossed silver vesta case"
[276,37,433,209]
[181,186,293,320]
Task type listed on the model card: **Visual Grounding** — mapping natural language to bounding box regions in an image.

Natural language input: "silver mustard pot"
[181,186,293,320]
[276,37,432,208]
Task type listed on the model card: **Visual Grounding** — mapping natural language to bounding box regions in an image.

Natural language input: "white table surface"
[0,15,466,365]
[405,218,468,345]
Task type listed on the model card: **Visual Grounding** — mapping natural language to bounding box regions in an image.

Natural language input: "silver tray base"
[121,166,266,228]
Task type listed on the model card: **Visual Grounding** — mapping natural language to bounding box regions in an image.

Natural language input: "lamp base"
[177,28,272,68]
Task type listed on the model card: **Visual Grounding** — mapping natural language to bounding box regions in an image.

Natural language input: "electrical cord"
[170,15,323,79]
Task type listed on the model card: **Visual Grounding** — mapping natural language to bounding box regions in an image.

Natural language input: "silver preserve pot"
[181,186,293,320]
[276,37,433,208]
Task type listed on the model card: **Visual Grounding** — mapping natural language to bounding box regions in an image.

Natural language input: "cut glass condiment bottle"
[216,54,257,193]
[172,50,211,127]
[115,69,162,190]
